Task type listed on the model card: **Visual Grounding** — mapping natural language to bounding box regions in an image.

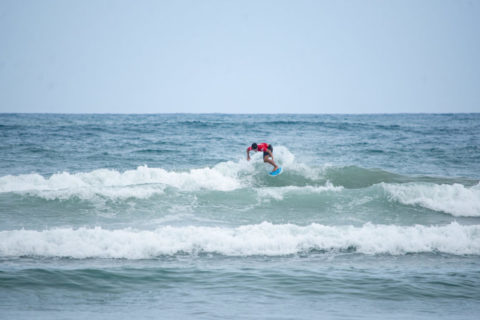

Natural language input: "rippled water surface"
[1,113,479,319]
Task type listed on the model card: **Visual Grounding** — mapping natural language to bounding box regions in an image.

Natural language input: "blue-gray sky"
[0,0,479,113]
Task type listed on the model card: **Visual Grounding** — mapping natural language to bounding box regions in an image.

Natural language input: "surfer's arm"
[246,147,251,161]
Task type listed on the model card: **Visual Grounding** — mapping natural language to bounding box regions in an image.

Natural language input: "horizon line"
[1,112,479,116]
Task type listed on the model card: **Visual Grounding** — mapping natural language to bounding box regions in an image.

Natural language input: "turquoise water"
[1,113,480,319]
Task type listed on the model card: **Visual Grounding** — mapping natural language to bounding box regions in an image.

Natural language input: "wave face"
[1,222,479,258]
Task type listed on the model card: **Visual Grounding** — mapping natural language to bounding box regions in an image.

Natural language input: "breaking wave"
[1,146,478,220]
[383,182,480,217]
[1,222,479,258]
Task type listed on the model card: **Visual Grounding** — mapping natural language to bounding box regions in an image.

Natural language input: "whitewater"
[1,113,479,319]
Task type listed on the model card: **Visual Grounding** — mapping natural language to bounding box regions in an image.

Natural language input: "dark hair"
[251,143,258,149]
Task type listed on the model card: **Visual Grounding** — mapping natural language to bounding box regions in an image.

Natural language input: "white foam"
[0,164,246,200]
[257,182,343,201]
[383,182,480,217]
[272,146,324,179]
[0,146,322,200]
[1,222,479,258]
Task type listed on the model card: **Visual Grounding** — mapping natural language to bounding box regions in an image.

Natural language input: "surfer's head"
[251,143,258,150]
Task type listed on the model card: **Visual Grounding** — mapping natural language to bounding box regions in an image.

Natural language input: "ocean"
[0,113,479,319]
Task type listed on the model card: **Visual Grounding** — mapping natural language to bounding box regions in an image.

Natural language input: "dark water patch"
[251,120,327,126]
[0,124,25,131]
[374,124,402,130]
[133,148,177,155]
[365,149,385,154]
[324,166,403,188]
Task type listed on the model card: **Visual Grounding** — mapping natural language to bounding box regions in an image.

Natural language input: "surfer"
[246,143,279,172]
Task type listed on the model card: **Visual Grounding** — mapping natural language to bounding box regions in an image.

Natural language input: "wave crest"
[383,183,480,217]
[1,222,479,258]
[0,164,246,200]
[0,146,311,200]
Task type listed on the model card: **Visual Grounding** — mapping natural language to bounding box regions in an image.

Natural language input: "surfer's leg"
[263,156,278,171]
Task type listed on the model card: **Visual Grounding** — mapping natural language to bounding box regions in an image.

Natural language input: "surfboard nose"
[269,167,283,176]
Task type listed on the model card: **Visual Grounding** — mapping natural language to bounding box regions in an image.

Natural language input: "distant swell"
[1,222,479,258]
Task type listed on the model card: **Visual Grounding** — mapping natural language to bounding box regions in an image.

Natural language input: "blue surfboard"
[269,167,283,176]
